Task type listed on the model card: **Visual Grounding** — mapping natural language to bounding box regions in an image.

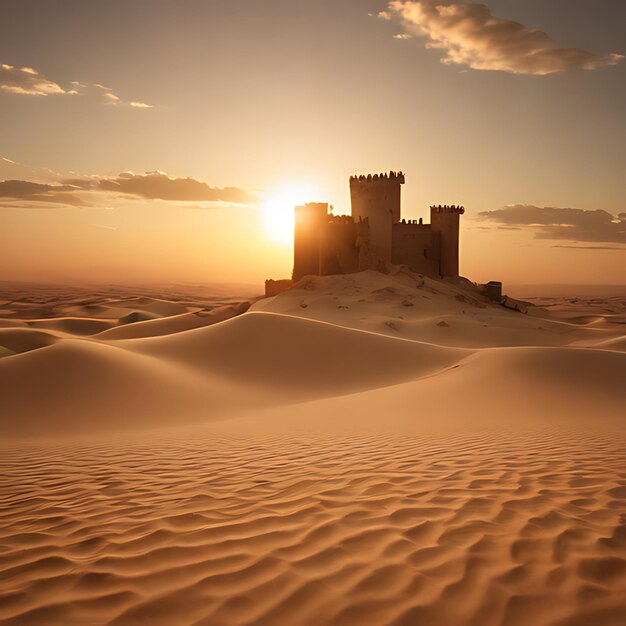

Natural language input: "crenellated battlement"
[430,204,465,215]
[349,171,405,185]
[327,214,354,224]
[397,218,427,227]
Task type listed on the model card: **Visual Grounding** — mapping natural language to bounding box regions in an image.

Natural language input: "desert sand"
[1,270,625,626]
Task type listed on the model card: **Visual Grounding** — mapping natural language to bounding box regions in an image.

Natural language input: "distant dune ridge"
[0,271,625,626]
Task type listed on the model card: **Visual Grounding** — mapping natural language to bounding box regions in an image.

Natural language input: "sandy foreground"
[0,271,625,626]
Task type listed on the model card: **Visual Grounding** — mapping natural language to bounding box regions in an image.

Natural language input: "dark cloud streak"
[1,172,257,208]
[0,179,89,206]
[552,245,625,251]
[90,171,256,204]
[479,205,626,244]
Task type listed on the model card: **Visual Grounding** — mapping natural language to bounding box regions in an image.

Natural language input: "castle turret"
[430,204,464,278]
[293,202,328,281]
[349,171,405,271]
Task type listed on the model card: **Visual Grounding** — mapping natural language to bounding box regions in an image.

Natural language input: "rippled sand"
[2,431,625,626]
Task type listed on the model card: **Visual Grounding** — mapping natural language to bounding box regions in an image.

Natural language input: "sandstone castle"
[266,171,465,296]
[294,171,463,280]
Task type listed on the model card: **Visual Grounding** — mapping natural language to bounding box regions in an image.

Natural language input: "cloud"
[552,245,625,251]
[1,63,153,107]
[0,63,77,96]
[86,171,256,204]
[70,81,154,109]
[0,179,89,207]
[0,171,257,209]
[0,180,76,196]
[384,1,624,75]
[479,205,626,244]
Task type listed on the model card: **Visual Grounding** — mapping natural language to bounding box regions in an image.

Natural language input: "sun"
[262,183,319,244]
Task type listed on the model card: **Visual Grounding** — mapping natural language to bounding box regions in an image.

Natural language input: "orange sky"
[1,1,624,288]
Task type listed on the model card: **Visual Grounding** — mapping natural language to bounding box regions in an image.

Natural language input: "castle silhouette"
[294,171,463,280]
[266,171,465,296]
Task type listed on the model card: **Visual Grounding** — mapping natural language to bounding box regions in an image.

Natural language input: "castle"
[292,171,464,282]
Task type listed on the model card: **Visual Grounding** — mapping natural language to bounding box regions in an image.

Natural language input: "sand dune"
[127,312,466,393]
[0,328,58,355]
[24,316,116,336]
[234,345,625,439]
[2,306,622,439]
[0,273,624,626]
[0,319,28,329]
[99,297,193,317]
[0,334,320,439]
[118,310,163,324]
[97,302,251,340]
[0,311,465,438]
[0,282,255,340]
[522,292,626,330]
[576,335,626,352]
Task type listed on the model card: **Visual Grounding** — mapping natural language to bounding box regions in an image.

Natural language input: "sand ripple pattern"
[1,431,625,626]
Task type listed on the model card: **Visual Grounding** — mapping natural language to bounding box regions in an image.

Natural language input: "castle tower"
[349,172,405,271]
[430,205,464,278]
[293,202,328,281]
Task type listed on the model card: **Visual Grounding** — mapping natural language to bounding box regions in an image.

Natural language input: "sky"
[0,0,624,288]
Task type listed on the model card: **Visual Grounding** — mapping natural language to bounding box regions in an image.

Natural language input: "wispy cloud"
[70,81,153,109]
[479,205,626,244]
[0,170,257,209]
[382,1,624,75]
[552,245,625,251]
[0,180,89,207]
[0,63,153,108]
[68,171,257,204]
[0,63,77,96]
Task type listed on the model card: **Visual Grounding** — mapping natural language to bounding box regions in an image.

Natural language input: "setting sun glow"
[261,183,319,244]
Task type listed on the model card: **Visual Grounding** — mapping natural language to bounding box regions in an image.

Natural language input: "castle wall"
[265,278,293,297]
[391,223,440,275]
[319,217,360,276]
[349,172,405,271]
[355,219,370,272]
[481,281,503,302]
[430,205,464,278]
[293,203,328,281]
